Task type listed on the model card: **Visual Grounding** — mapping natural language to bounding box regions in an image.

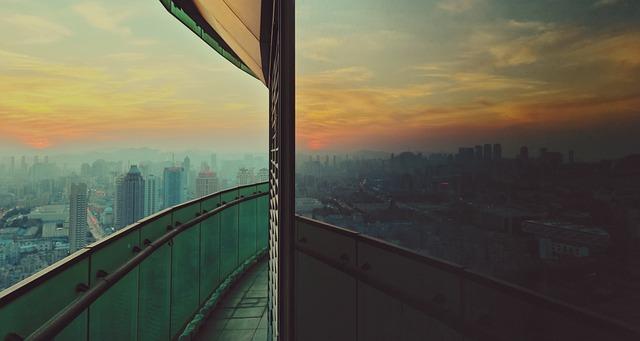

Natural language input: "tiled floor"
[195,261,268,340]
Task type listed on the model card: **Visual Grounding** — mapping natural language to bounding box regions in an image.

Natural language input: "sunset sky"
[296,0,640,159]
[0,0,267,154]
[1,0,639,160]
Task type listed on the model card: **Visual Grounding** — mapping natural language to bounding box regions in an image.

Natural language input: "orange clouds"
[0,48,267,151]
[295,14,640,152]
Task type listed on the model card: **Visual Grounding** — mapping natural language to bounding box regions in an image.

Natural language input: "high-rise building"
[475,145,483,161]
[493,144,502,160]
[483,144,492,161]
[196,169,219,198]
[69,183,88,253]
[519,146,529,160]
[164,167,185,208]
[236,167,254,185]
[115,165,145,229]
[113,175,124,229]
[539,147,548,159]
[458,147,474,162]
[256,168,269,182]
[144,175,158,217]
[183,156,193,199]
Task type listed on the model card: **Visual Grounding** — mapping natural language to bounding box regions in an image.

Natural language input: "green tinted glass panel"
[257,182,268,193]
[172,201,200,226]
[220,206,239,278]
[295,220,358,340]
[89,272,139,340]
[138,216,172,341]
[0,254,89,340]
[200,214,221,303]
[239,185,257,197]
[57,311,88,341]
[257,195,269,250]
[221,189,238,204]
[238,200,257,261]
[162,1,258,81]
[201,193,221,212]
[88,230,140,340]
[170,225,201,338]
[170,4,202,36]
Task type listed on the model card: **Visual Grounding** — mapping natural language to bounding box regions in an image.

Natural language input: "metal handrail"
[20,189,267,341]
[0,182,267,307]
[295,215,640,340]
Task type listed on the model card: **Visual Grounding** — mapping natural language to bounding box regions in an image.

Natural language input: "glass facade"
[296,0,640,330]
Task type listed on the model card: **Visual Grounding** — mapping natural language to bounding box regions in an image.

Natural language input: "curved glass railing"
[294,216,640,341]
[0,182,269,341]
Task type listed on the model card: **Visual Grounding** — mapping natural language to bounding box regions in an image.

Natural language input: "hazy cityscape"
[2,143,639,326]
[1,0,639,338]
[0,149,268,290]
[296,145,640,325]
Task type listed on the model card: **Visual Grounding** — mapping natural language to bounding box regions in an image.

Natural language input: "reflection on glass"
[296,0,640,325]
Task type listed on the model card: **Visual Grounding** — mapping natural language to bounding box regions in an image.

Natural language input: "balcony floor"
[195,260,268,340]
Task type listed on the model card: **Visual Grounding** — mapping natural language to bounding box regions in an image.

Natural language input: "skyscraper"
[163,166,185,208]
[113,175,124,229]
[519,146,529,160]
[69,183,88,253]
[183,156,193,199]
[256,168,268,182]
[144,175,158,217]
[483,144,492,161]
[196,169,219,198]
[493,144,502,160]
[115,165,145,229]
[236,167,254,185]
[475,145,483,161]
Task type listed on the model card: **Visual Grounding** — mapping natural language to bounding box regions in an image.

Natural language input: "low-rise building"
[522,220,610,260]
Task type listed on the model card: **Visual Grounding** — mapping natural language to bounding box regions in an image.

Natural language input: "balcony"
[1,180,638,340]
[0,183,269,340]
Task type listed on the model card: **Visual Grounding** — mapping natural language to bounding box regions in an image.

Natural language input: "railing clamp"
[166,224,173,231]
[96,270,108,278]
[143,239,152,246]
[4,332,24,341]
[132,246,142,253]
[75,283,90,293]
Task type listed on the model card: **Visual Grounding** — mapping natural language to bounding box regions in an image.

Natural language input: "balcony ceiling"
[161,0,271,85]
